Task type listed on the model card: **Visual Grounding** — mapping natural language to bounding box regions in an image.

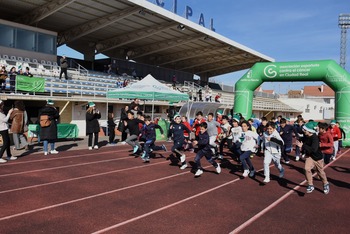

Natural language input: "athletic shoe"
[180,163,188,170]
[44,151,49,156]
[242,169,250,177]
[120,141,126,145]
[301,154,305,158]
[109,143,116,146]
[0,158,7,163]
[323,183,329,194]
[50,150,59,154]
[7,156,17,160]
[295,156,300,161]
[284,160,290,164]
[141,151,146,160]
[88,147,93,150]
[279,168,285,178]
[323,183,330,194]
[249,170,255,177]
[195,169,203,177]
[94,145,99,150]
[306,185,315,193]
[162,144,167,151]
[167,138,172,142]
[216,164,221,174]
[218,154,223,160]
[180,154,186,163]
[133,145,139,154]
[250,154,254,158]
[263,177,270,183]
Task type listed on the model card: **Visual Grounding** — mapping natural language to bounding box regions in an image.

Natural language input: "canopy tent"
[107,74,188,118]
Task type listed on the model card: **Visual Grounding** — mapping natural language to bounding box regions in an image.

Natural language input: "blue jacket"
[144,123,163,141]
[197,131,212,152]
[169,122,191,142]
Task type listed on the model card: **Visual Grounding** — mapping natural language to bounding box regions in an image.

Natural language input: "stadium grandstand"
[0,0,301,136]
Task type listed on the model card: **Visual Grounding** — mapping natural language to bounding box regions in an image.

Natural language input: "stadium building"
[0,0,302,136]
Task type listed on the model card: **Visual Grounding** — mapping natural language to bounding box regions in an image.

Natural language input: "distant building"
[279,84,335,121]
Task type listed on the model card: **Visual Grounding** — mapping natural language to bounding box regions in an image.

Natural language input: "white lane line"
[1,148,129,166]
[91,176,243,234]
[0,159,171,194]
[0,169,195,221]
[0,156,132,177]
[229,149,350,234]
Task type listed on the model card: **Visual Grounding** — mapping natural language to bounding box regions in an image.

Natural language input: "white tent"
[107,74,188,118]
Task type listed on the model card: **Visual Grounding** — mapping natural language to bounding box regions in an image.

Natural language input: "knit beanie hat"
[88,102,95,107]
[232,114,240,122]
[330,120,336,125]
[47,99,54,105]
[173,113,181,120]
[303,121,318,133]
[216,110,223,115]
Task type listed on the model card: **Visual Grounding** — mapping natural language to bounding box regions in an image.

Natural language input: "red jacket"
[319,131,334,155]
[182,121,191,137]
[328,125,341,141]
[192,118,206,136]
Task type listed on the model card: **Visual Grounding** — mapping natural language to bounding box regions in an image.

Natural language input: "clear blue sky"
[58,0,349,94]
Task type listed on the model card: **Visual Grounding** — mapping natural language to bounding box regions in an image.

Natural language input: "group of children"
[117,108,340,195]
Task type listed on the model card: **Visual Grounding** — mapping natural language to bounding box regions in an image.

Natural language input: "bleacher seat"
[53,62,58,66]
[17,57,23,62]
[24,58,30,62]
[46,61,52,65]
[41,60,46,64]
[32,59,38,63]
[2,55,9,60]
[10,56,16,61]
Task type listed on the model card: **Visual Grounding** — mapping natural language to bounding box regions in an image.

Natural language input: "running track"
[0,143,349,233]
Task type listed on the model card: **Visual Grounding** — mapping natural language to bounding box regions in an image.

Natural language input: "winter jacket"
[86,111,101,134]
[38,105,59,140]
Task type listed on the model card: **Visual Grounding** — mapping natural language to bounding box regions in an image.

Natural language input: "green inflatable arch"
[234,60,350,146]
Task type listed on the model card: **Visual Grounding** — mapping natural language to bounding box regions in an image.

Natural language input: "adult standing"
[118,105,129,143]
[86,102,101,150]
[9,100,29,150]
[38,100,59,155]
[59,55,68,80]
[0,100,16,163]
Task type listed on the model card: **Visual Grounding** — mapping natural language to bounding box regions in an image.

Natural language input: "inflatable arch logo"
[234,60,350,146]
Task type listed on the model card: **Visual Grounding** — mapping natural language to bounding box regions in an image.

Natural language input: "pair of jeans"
[43,140,55,152]
[239,150,254,171]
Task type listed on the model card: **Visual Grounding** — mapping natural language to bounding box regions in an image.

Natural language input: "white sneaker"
[218,154,223,160]
[180,163,188,170]
[180,154,186,163]
[301,154,305,159]
[216,164,221,174]
[94,145,99,150]
[295,156,300,161]
[195,169,203,177]
[243,169,250,177]
[263,177,270,183]
[120,141,126,145]
[7,156,17,160]
[88,147,93,150]
[0,158,7,163]
[44,151,48,156]
[50,150,59,154]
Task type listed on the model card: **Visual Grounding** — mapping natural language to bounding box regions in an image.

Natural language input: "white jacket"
[263,130,284,154]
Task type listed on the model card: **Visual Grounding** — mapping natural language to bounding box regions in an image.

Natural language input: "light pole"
[339,13,350,69]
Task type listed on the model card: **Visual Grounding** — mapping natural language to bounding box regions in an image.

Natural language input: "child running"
[124,110,144,154]
[141,115,167,162]
[237,120,260,178]
[169,115,191,169]
[318,122,334,165]
[262,121,285,183]
[192,122,221,177]
[206,113,221,156]
[296,121,330,194]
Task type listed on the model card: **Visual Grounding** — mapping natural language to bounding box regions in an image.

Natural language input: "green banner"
[16,75,45,92]
[234,60,350,146]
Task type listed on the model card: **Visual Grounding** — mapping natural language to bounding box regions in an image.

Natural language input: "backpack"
[40,115,51,127]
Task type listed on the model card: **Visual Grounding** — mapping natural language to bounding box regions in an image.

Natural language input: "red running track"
[0,143,349,233]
